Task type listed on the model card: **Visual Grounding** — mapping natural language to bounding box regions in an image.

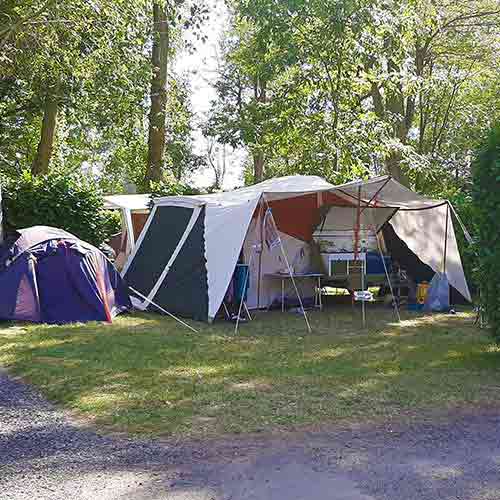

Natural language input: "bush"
[447,190,479,295]
[1,170,120,247]
[148,175,201,206]
[472,125,500,339]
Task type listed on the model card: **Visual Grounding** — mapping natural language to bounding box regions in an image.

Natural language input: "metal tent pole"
[354,186,366,328]
[443,202,450,275]
[263,197,312,334]
[129,286,199,333]
[369,211,401,323]
[257,202,264,309]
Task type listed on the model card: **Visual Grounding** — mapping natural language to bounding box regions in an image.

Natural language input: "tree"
[2,170,120,246]
[361,0,500,185]
[208,0,500,187]
[472,126,500,338]
[206,139,227,190]
[143,0,209,188]
[0,0,151,178]
[145,1,169,185]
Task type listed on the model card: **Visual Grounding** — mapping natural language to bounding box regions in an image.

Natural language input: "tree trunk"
[144,1,169,187]
[385,151,409,185]
[32,87,59,175]
[253,150,264,183]
[252,77,266,183]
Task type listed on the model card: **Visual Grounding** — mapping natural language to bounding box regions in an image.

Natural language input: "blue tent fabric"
[0,226,131,324]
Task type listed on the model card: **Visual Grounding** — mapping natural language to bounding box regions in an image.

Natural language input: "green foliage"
[207,0,500,187]
[472,126,500,339]
[148,174,202,201]
[164,75,204,182]
[1,170,119,246]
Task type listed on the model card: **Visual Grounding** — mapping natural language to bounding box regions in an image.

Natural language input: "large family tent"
[0,226,131,323]
[122,175,471,322]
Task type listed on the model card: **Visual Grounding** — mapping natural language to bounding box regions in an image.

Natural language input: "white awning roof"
[332,176,444,209]
[153,175,443,210]
[103,194,151,211]
[154,175,334,208]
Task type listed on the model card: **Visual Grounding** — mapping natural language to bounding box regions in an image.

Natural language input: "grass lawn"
[1,306,500,438]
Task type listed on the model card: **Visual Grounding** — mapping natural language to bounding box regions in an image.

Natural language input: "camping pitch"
[122,175,471,323]
[0,226,131,324]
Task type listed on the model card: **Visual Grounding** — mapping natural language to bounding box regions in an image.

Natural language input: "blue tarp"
[0,226,131,324]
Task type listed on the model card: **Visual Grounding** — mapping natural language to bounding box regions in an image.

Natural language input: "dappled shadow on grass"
[1,307,500,437]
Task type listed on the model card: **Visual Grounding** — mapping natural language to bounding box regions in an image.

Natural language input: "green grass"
[1,306,499,438]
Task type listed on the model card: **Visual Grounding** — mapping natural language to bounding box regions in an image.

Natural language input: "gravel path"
[2,369,500,500]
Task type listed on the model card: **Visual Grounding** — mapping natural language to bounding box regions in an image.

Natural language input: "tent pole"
[129,286,199,333]
[354,186,366,327]
[361,256,366,328]
[359,177,392,216]
[257,201,264,309]
[370,211,401,322]
[354,186,362,261]
[449,203,473,245]
[443,203,450,275]
[263,196,312,334]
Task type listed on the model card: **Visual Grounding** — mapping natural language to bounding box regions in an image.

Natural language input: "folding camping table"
[267,272,324,312]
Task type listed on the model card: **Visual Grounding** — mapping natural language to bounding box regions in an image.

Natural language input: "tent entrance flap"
[145,205,203,305]
[123,205,203,305]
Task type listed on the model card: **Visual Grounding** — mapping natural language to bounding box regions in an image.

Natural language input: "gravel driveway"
[2,369,500,500]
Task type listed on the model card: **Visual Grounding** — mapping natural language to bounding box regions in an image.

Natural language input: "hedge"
[1,170,120,247]
[472,125,500,339]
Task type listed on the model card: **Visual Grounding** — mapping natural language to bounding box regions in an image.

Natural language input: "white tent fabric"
[389,205,471,302]
[154,175,334,208]
[205,197,261,319]
[103,194,151,211]
[320,206,395,232]
[333,176,444,209]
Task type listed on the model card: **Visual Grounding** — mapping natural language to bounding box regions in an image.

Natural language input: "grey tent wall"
[123,205,209,321]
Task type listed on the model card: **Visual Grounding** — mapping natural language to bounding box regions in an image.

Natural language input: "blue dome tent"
[0,226,131,324]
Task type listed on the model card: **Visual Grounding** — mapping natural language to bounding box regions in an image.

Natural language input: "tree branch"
[0,0,57,50]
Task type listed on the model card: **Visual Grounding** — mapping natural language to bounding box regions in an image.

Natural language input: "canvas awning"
[103,194,151,211]
[103,194,152,255]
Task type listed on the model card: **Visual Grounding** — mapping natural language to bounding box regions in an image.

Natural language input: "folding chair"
[233,263,252,321]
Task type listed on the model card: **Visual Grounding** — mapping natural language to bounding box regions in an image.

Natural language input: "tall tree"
[31,81,59,175]
[1,0,151,177]
[145,1,169,185]
[143,0,209,189]
[209,0,500,188]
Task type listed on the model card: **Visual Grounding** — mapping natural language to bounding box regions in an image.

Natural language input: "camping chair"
[233,263,252,322]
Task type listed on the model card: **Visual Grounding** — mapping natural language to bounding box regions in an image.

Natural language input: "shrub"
[472,125,500,339]
[1,170,120,247]
[148,175,201,206]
